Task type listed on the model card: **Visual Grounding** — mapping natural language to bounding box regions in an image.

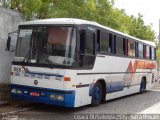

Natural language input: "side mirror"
[6,36,11,51]
[5,30,18,52]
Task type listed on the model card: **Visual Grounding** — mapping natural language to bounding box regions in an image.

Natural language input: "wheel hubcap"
[140,81,144,92]
[93,87,101,100]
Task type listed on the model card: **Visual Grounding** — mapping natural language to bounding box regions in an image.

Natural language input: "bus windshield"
[15,26,76,66]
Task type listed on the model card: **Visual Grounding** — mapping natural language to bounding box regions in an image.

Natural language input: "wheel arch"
[142,76,147,89]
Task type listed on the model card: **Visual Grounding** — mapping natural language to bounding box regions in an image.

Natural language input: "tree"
[5,0,42,20]
[127,14,155,40]
[3,0,155,41]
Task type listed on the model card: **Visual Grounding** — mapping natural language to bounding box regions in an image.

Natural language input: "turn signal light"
[64,77,71,81]
[10,72,14,76]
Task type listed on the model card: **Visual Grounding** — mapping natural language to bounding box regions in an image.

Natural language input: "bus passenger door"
[74,26,96,107]
[78,27,96,69]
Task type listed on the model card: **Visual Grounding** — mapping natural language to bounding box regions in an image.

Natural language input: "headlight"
[11,89,23,94]
[41,93,45,96]
[16,90,22,94]
[24,90,29,94]
[11,89,17,93]
[50,94,64,101]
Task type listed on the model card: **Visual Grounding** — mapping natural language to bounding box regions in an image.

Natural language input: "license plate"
[30,92,40,97]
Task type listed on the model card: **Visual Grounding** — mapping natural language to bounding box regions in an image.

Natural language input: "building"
[0,6,22,104]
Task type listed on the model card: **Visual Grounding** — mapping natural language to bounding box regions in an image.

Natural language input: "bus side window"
[79,30,86,54]
[79,29,95,68]
[138,43,144,58]
[125,39,129,56]
[128,40,135,57]
[97,30,100,52]
[80,30,95,55]
[116,36,124,55]
[149,46,152,59]
[154,48,156,60]
[100,31,109,53]
[146,45,150,59]
[114,35,116,54]
[109,33,113,53]
[123,38,127,56]
[143,45,146,58]
[151,47,155,60]
[135,42,138,57]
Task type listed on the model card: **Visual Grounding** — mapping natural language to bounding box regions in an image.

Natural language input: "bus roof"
[20,18,156,47]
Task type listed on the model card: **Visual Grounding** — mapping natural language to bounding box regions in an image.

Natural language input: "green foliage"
[3,0,155,41]
[156,48,160,64]
[127,14,155,41]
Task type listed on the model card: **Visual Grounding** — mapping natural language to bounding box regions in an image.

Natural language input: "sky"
[114,0,160,37]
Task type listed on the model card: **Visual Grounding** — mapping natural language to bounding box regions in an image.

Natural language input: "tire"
[91,82,102,106]
[140,79,146,94]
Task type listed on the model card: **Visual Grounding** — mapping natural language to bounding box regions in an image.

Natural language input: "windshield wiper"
[23,49,31,62]
[23,32,36,62]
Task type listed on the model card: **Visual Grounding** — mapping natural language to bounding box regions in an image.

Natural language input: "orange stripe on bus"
[128,60,156,74]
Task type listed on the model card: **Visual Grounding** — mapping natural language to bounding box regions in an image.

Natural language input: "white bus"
[9,18,156,107]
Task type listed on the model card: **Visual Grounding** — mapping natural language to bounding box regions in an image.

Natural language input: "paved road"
[1,85,160,120]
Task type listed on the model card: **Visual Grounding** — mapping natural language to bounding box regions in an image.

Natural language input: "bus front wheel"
[91,82,102,106]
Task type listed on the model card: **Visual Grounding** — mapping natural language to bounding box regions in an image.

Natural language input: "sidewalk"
[138,83,160,114]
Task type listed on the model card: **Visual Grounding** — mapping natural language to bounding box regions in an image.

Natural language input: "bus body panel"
[10,65,78,107]
[73,55,156,107]
[10,55,156,107]
[11,65,65,89]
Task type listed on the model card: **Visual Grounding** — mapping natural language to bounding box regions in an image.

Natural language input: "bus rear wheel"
[91,82,102,106]
[140,78,146,93]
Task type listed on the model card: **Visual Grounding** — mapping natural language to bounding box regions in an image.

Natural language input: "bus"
[9,18,157,107]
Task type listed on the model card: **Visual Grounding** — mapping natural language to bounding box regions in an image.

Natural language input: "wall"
[0,6,22,103]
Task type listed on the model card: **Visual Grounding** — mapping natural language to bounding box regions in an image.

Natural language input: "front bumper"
[9,84,75,107]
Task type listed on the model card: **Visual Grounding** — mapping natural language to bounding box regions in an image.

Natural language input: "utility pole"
[157,19,160,77]
[159,19,160,48]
